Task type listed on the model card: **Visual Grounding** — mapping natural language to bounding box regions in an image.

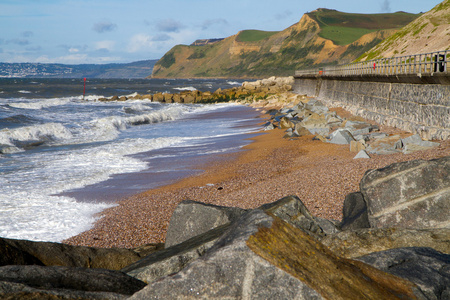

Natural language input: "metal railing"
[295,50,449,77]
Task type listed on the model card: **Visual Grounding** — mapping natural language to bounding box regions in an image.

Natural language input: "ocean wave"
[173,86,197,91]
[123,103,152,114]
[0,123,73,153]
[8,98,71,110]
[227,81,241,85]
[0,135,187,242]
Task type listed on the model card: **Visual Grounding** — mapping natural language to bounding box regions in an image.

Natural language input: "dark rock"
[263,122,276,131]
[259,195,337,238]
[314,217,341,235]
[0,265,146,295]
[129,210,424,299]
[360,156,450,229]
[320,228,450,259]
[164,200,246,248]
[0,239,44,267]
[0,281,127,299]
[122,223,232,283]
[357,247,450,300]
[339,192,370,230]
[0,237,162,270]
[266,109,278,116]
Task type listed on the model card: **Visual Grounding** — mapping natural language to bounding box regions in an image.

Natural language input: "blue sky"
[0,0,443,64]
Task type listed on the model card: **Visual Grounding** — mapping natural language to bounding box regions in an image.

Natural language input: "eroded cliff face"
[150,9,418,78]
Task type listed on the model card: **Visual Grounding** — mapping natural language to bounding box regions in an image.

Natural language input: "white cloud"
[127,34,153,53]
[94,40,115,51]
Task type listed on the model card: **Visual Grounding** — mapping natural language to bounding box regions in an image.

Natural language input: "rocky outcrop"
[356,247,450,300]
[129,210,424,299]
[0,237,163,270]
[360,156,450,229]
[321,228,450,258]
[164,200,246,248]
[0,265,146,299]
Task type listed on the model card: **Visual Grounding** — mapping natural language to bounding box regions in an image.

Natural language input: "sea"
[0,78,262,243]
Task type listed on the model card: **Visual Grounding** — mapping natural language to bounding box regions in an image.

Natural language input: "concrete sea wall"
[293,76,450,140]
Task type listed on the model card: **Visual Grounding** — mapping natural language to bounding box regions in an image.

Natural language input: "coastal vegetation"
[358,0,450,61]
[236,30,279,42]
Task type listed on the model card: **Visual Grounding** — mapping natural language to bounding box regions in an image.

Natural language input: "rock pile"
[98,76,295,103]
[259,95,441,158]
[124,156,449,299]
[1,157,448,299]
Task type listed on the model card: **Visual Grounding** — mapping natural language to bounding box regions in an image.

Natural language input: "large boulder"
[122,223,231,284]
[0,237,162,270]
[0,281,128,300]
[356,247,450,300]
[129,210,424,299]
[0,265,146,299]
[365,135,401,155]
[124,196,338,284]
[164,200,246,248]
[321,228,450,258]
[360,156,450,229]
[400,134,440,154]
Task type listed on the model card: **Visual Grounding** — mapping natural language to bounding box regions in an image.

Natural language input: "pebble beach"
[63,102,450,249]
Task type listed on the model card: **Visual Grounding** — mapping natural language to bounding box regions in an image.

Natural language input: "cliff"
[151,9,419,78]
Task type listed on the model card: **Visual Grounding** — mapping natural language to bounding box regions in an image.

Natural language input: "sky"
[0,0,444,65]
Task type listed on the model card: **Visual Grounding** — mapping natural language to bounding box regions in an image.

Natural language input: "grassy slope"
[357,0,450,61]
[236,30,280,42]
[310,9,419,45]
[151,9,420,78]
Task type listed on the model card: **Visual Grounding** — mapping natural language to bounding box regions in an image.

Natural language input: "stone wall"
[293,77,450,140]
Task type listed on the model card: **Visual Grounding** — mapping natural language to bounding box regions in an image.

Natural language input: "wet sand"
[63,106,450,249]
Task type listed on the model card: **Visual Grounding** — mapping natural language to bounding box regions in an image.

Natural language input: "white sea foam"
[227,81,241,86]
[0,98,259,242]
[83,105,187,143]
[18,90,32,94]
[0,136,188,242]
[8,98,71,110]
[173,86,197,91]
[0,123,73,150]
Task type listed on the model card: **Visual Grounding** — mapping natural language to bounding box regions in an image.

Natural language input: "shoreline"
[63,104,450,249]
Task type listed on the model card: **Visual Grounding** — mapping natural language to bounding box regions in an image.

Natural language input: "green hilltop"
[151,9,420,78]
